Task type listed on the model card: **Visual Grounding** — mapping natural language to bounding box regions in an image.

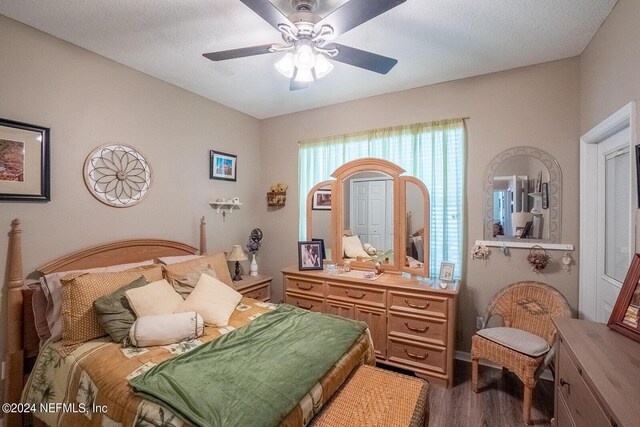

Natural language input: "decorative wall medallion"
[83,144,152,207]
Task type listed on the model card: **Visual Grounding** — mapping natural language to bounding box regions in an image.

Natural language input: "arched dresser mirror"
[484,147,562,242]
[306,158,430,277]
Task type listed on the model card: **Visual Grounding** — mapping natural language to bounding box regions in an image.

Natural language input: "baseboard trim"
[455,351,553,381]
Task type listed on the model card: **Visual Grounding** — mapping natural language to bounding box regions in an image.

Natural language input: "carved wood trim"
[399,176,431,276]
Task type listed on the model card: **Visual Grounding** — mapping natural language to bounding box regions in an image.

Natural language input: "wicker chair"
[471,281,571,424]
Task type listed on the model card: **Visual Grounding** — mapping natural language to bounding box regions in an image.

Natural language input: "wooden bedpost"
[199,216,207,255]
[5,219,24,427]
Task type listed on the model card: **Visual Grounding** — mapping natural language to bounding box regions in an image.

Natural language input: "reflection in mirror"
[342,171,394,265]
[405,181,426,269]
[484,147,562,242]
[310,184,332,259]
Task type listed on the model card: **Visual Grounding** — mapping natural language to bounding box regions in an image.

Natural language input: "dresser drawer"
[326,281,385,308]
[389,291,448,318]
[285,276,324,297]
[556,391,577,427]
[387,338,446,374]
[388,312,447,346]
[286,293,324,313]
[557,344,611,427]
[243,284,270,301]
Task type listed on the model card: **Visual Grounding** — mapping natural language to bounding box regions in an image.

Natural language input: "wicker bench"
[311,365,430,427]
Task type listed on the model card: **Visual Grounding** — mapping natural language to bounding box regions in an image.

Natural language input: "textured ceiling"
[0,0,616,119]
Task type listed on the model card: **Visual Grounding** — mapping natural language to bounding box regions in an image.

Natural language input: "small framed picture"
[209,150,237,181]
[0,117,50,202]
[541,182,549,209]
[312,189,332,210]
[439,262,455,282]
[298,240,324,270]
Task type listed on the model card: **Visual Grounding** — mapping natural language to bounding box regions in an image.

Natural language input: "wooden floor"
[426,360,554,426]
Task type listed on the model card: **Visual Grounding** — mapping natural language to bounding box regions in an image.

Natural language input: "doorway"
[580,102,636,322]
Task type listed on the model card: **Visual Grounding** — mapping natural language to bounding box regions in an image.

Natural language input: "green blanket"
[129,305,366,427]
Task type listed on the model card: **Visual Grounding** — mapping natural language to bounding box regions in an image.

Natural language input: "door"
[350,179,390,249]
[595,128,633,323]
[367,180,386,249]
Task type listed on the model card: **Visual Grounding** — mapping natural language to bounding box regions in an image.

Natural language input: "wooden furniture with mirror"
[291,157,457,387]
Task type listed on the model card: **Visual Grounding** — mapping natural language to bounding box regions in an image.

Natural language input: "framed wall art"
[210,150,237,182]
[0,118,50,202]
[312,189,332,210]
[608,253,640,343]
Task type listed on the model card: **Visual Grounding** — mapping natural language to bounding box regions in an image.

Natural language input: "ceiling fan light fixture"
[294,66,314,82]
[314,53,334,79]
[293,44,315,70]
[275,52,295,78]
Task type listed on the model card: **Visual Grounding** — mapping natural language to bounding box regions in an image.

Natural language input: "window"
[299,119,466,277]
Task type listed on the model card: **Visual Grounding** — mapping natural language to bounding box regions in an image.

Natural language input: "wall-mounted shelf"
[209,201,242,214]
[474,240,574,251]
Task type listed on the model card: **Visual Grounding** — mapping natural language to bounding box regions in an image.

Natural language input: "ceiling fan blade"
[315,0,406,38]
[327,43,398,74]
[290,79,309,91]
[239,0,295,32]
[203,44,274,61]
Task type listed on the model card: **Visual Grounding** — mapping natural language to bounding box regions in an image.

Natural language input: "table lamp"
[227,245,247,281]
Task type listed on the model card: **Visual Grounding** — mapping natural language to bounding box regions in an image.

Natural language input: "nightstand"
[231,275,272,301]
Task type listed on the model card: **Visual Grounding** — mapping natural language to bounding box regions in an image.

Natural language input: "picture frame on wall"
[608,253,640,343]
[0,118,50,202]
[209,150,237,182]
[298,240,324,270]
[312,189,332,210]
[439,262,455,282]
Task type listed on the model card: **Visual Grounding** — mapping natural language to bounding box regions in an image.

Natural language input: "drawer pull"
[404,322,429,333]
[296,283,313,290]
[345,290,366,299]
[404,348,429,360]
[404,299,430,309]
[296,302,313,310]
[559,378,570,394]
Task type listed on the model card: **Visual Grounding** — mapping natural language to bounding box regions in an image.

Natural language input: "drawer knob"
[296,302,314,310]
[559,378,570,394]
[404,299,430,309]
[345,290,366,299]
[404,348,428,360]
[404,322,429,333]
[296,283,313,290]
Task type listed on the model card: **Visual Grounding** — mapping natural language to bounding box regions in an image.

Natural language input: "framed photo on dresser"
[298,241,323,270]
[608,253,640,343]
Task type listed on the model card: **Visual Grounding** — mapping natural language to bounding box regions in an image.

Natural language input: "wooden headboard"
[3,217,207,427]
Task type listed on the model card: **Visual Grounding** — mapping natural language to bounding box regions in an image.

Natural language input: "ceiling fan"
[203,0,406,90]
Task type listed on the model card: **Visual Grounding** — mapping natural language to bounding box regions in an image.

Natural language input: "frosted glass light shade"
[294,67,314,82]
[294,44,315,69]
[275,53,295,78]
[314,54,334,79]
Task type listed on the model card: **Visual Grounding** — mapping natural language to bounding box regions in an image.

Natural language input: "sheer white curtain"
[298,119,467,277]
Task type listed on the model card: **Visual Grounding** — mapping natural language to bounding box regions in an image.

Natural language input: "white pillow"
[128,312,204,347]
[158,255,203,265]
[125,279,184,317]
[343,235,371,258]
[175,274,242,326]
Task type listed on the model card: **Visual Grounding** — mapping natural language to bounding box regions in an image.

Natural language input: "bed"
[3,218,375,427]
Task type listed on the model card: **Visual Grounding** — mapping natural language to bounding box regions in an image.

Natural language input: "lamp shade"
[227,245,247,262]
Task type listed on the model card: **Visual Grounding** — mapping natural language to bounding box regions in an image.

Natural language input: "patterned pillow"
[162,252,233,287]
[59,265,163,356]
[172,264,219,298]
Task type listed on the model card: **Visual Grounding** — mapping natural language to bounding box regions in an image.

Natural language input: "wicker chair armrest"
[534,342,557,381]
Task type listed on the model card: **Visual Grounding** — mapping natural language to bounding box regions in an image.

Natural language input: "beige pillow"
[162,252,233,287]
[343,235,370,258]
[125,279,184,317]
[172,264,219,298]
[175,274,242,326]
[58,265,163,356]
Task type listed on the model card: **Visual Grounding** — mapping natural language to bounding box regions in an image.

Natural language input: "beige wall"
[0,16,262,400]
[581,0,640,135]
[260,58,581,352]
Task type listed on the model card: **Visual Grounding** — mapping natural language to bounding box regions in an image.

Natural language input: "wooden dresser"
[552,317,640,427]
[282,266,459,387]
[231,274,272,301]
